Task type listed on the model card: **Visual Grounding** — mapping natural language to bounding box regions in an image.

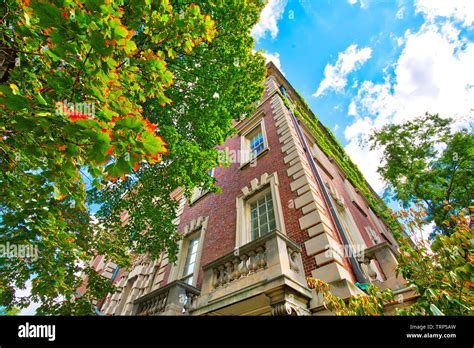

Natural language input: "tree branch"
[69,46,93,100]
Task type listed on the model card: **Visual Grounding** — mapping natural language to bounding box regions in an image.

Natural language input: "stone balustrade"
[192,229,312,315]
[183,289,199,313]
[207,230,303,290]
[133,280,200,316]
[211,242,268,290]
[135,290,168,316]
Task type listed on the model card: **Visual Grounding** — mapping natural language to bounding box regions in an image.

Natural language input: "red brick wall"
[174,95,313,288]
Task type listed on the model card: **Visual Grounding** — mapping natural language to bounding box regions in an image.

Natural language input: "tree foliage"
[367,113,474,236]
[0,0,266,314]
[88,0,266,264]
[307,204,473,316]
[307,277,394,316]
[394,203,473,315]
[307,114,473,316]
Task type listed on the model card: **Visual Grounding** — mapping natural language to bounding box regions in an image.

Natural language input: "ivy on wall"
[281,93,401,236]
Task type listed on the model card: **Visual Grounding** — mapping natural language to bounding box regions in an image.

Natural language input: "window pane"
[182,274,193,285]
[188,252,197,264]
[184,263,194,276]
[251,204,257,214]
[269,218,276,231]
[249,191,276,240]
[183,235,200,281]
[249,128,264,157]
[190,241,199,253]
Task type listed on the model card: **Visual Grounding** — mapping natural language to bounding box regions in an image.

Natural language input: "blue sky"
[252,0,474,194]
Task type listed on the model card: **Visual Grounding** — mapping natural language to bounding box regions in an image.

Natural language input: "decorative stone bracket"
[240,172,276,198]
[182,215,209,236]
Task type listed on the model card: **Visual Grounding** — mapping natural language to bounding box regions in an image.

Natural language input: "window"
[235,172,285,247]
[181,234,200,285]
[169,216,208,286]
[249,128,265,157]
[367,207,391,244]
[325,182,366,249]
[240,117,268,167]
[365,226,381,245]
[344,179,367,216]
[249,190,276,240]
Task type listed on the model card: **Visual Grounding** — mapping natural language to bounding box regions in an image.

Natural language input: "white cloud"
[334,124,340,132]
[314,44,372,97]
[344,19,474,194]
[348,100,358,116]
[262,51,285,75]
[420,221,436,241]
[396,36,405,47]
[415,0,474,27]
[344,116,373,142]
[251,0,288,42]
[348,0,369,9]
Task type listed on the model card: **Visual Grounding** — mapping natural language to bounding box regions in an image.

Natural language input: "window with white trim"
[235,172,285,247]
[249,127,265,157]
[249,190,276,240]
[181,233,201,285]
[240,118,268,166]
[325,182,366,249]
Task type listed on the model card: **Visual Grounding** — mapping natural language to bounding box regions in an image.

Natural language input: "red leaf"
[107,145,115,156]
[68,112,90,121]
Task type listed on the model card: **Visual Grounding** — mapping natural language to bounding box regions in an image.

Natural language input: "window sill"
[239,147,269,170]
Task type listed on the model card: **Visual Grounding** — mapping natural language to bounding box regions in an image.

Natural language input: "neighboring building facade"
[97,63,415,316]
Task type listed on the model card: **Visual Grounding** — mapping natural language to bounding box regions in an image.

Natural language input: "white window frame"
[325,182,367,250]
[180,232,201,285]
[247,188,277,241]
[240,116,269,167]
[169,217,208,287]
[175,229,204,287]
[235,172,286,247]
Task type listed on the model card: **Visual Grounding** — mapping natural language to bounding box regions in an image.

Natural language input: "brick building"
[96,62,415,316]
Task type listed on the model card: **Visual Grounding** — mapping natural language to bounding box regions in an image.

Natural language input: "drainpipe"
[281,90,367,284]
